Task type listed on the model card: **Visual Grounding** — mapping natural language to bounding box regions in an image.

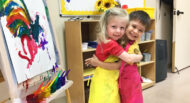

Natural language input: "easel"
[0,2,72,103]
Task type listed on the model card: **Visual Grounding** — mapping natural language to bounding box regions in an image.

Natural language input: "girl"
[86,8,143,103]
[86,10,151,103]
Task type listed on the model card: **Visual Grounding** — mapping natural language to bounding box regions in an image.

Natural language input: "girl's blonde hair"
[97,7,129,43]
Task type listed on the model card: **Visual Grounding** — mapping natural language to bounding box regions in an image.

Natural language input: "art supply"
[63,69,71,78]
[26,94,39,103]
[38,80,52,100]
[41,80,52,93]
[56,69,70,90]
[39,86,51,99]
[50,70,61,93]
[57,71,65,89]
[33,82,44,96]
[62,69,71,85]
[48,70,61,88]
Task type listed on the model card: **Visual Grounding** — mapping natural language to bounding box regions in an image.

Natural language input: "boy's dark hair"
[129,10,150,28]
[119,10,151,48]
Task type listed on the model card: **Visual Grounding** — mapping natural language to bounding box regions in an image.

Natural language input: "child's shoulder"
[108,39,119,44]
[128,40,140,54]
[100,39,118,45]
[130,41,139,48]
[133,40,139,45]
[99,39,121,49]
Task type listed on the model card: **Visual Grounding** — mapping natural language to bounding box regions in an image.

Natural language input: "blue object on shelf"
[88,41,97,48]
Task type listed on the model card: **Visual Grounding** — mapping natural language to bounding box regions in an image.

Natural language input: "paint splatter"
[18,35,38,68]
[66,0,71,3]
[30,15,43,42]
[40,33,48,50]
[23,79,29,91]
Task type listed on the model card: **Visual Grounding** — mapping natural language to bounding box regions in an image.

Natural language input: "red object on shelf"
[122,5,128,9]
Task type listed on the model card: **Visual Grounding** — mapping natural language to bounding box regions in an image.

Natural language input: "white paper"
[0,0,57,83]
[63,0,144,12]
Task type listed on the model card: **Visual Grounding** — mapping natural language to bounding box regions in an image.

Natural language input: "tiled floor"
[143,67,190,103]
[35,67,190,103]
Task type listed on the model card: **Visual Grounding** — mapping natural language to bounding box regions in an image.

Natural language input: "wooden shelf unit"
[65,20,98,103]
[64,19,156,103]
[138,19,156,89]
[82,48,96,53]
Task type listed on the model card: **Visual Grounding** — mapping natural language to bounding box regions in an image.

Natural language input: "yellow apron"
[88,56,120,103]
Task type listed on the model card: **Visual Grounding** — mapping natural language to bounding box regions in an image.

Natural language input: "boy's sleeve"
[128,42,141,54]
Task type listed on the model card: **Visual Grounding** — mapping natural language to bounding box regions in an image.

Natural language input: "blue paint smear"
[40,36,48,50]
[30,15,43,43]
[17,26,30,37]
[4,1,22,16]
[8,19,30,37]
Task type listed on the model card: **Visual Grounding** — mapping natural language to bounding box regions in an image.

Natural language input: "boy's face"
[125,20,145,41]
[106,16,127,41]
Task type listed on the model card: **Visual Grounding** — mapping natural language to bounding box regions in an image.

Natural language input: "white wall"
[146,0,173,66]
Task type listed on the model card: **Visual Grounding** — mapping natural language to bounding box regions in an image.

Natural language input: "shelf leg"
[65,89,71,103]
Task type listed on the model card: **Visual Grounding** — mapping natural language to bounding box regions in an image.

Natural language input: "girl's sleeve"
[108,40,124,56]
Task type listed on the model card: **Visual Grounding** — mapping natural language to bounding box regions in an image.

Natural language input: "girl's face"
[126,20,145,41]
[106,16,127,41]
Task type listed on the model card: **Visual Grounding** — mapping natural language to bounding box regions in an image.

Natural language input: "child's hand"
[85,58,91,67]
[85,55,100,67]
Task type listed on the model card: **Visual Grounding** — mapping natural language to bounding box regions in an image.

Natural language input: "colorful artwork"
[0,0,58,83]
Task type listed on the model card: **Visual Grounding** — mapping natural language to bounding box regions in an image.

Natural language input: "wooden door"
[172,0,190,72]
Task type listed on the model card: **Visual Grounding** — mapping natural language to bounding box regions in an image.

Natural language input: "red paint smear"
[6,13,30,28]
[8,8,27,20]
[23,79,29,90]
[18,35,38,68]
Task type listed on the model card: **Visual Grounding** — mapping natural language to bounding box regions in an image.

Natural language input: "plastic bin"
[82,42,88,50]
[145,31,153,40]
[143,53,151,62]
[140,33,146,41]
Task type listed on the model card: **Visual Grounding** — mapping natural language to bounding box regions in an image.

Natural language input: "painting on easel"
[0,0,58,83]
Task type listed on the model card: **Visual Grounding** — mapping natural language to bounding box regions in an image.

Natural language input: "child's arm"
[118,51,143,64]
[85,55,121,70]
[109,40,142,64]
